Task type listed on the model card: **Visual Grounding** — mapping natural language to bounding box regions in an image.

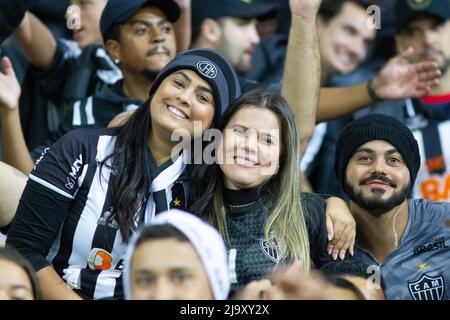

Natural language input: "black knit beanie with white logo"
[148,48,241,126]
[335,114,421,194]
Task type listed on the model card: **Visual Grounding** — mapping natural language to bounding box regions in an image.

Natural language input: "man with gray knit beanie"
[335,113,450,300]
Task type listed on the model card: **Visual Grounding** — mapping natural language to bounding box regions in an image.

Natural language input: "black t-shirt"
[223,188,368,291]
[30,79,141,161]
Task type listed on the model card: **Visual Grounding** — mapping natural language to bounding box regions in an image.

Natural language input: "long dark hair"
[189,89,310,267]
[100,98,155,243]
[102,97,218,243]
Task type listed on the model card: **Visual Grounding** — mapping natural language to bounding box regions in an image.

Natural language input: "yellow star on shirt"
[173,198,181,207]
[419,263,426,271]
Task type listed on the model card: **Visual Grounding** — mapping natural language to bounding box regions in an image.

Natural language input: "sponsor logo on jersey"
[419,174,450,202]
[196,61,217,79]
[65,154,83,190]
[65,177,75,190]
[414,237,448,255]
[260,236,279,263]
[88,248,113,271]
[408,274,445,300]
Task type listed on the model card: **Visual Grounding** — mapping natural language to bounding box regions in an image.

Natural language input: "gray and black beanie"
[335,114,421,193]
[148,48,241,126]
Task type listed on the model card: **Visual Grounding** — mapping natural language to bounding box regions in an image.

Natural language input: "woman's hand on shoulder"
[325,196,355,260]
[0,57,21,113]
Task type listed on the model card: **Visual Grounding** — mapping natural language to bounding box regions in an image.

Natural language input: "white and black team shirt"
[7,127,188,300]
[355,199,450,300]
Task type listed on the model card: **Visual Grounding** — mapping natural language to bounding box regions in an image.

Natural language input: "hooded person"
[123,209,230,300]
[6,48,240,300]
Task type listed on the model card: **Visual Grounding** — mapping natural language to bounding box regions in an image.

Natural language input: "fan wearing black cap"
[191,0,278,77]
[0,0,181,176]
[190,0,321,154]
[0,0,193,168]
[392,0,450,203]
[6,48,241,300]
[334,0,450,203]
[190,0,441,154]
[0,0,113,158]
[334,113,450,300]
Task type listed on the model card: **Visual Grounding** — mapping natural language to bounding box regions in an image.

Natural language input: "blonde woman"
[190,89,367,292]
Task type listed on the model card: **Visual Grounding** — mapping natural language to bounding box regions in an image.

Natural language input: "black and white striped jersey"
[7,127,188,299]
[30,80,141,161]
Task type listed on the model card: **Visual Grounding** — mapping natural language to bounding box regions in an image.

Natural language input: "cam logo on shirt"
[260,236,279,263]
[408,274,445,300]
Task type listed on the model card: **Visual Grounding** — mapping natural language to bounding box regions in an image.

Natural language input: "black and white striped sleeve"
[6,180,72,271]
[6,129,92,271]
[29,129,91,199]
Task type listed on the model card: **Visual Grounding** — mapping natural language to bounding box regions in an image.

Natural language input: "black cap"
[0,0,32,43]
[149,48,241,126]
[395,0,450,32]
[100,0,180,42]
[335,114,421,195]
[192,0,278,29]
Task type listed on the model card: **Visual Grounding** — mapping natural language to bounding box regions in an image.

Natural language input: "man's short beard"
[344,179,410,215]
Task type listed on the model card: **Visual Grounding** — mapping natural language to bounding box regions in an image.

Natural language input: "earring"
[114,59,120,64]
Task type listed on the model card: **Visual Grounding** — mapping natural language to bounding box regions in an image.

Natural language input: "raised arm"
[174,0,192,52]
[0,0,30,43]
[282,0,322,156]
[317,47,441,122]
[6,130,89,300]
[13,11,57,72]
[0,57,34,174]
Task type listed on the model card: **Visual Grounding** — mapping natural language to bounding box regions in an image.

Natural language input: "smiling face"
[318,1,376,75]
[344,140,411,213]
[0,259,34,300]
[150,69,215,139]
[218,106,281,190]
[69,0,107,48]
[130,238,213,300]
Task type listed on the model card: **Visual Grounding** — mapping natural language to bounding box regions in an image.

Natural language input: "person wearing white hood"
[123,209,229,300]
